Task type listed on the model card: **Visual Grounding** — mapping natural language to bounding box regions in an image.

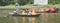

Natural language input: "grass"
[0,4,60,9]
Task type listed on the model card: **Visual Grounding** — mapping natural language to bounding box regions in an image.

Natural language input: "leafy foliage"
[0,0,60,6]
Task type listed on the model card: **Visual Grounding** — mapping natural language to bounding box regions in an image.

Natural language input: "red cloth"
[50,8,57,13]
[44,8,50,13]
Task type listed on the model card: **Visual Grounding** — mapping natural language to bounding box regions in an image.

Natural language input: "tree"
[0,0,14,6]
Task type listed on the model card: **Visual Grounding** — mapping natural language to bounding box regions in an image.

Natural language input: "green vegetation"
[0,0,60,6]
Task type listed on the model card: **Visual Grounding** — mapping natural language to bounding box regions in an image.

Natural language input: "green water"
[0,10,60,23]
